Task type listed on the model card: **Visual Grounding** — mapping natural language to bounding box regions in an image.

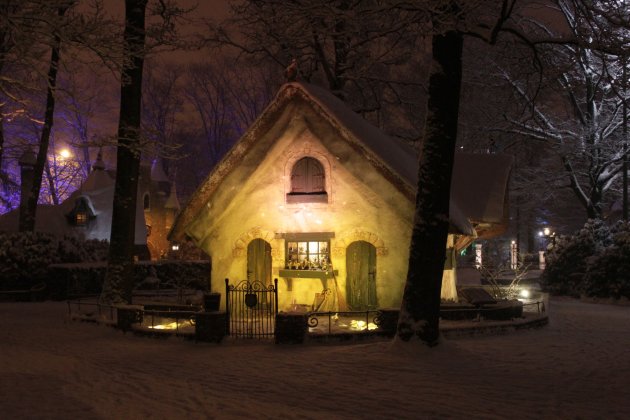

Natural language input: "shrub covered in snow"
[542,220,630,299]
[582,222,630,299]
[541,219,611,296]
[47,260,211,300]
[0,232,108,290]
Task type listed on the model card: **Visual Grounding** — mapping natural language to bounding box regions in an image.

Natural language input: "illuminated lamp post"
[510,240,518,270]
[59,148,71,160]
[474,243,482,268]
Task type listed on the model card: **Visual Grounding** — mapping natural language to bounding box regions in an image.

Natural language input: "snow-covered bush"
[57,236,109,263]
[0,232,109,290]
[541,219,611,296]
[0,232,59,289]
[583,222,630,299]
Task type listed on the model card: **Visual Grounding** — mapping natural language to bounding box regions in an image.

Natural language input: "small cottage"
[169,82,512,311]
[0,152,180,260]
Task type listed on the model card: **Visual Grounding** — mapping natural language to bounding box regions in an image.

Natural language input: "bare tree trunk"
[19,5,66,231]
[397,29,463,346]
[100,0,147,304]
[0,114,4,177]
[44,161,59,205]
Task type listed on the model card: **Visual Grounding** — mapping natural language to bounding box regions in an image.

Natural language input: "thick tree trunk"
[19,6,66,232]
[100,0,147,304]
[396,30,463,346]
[0,114,4,176]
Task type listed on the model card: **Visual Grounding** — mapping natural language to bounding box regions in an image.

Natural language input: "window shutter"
[291,158,307,193]
[292,157,325,193]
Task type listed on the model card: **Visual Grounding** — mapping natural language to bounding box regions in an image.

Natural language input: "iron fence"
[66,299,116,324]
[139,309,198,336]
[439,299,546,321]
[307,310,382,335]
[225,278,278,338]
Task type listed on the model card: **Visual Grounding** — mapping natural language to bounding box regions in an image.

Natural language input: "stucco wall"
[186,101,456,311]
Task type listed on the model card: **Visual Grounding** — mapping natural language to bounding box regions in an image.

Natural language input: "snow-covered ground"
[1,298,629,419]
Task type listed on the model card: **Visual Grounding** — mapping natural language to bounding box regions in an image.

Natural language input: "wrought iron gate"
[225,278,278,338]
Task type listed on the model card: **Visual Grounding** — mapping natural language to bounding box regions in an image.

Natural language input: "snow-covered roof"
[452,153,513,225]
[170,82,511,240]
[296,83,419,187]
[0,205,68,237]
[151,157,170,183]
[80,166,114,193]
[0,162,148,244]
[164,183,180,210]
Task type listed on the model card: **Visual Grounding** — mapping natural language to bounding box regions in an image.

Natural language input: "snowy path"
[1,298,629,419]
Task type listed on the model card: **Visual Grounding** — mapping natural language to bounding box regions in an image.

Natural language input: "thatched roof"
[170,82,511,241]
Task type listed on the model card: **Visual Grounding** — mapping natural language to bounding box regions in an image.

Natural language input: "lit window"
[76,212,88,226]
[286,240,330,270]
[66,197,94,227]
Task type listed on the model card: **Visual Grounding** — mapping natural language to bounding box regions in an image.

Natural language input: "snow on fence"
[67,299,117,325]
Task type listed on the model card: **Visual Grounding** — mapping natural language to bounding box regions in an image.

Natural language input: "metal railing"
[139,309,198,336]
[67,299,201,335]
[67,299,116,324]
[439,299,546,322]
[307,310,382,335]
[523,300,546,314]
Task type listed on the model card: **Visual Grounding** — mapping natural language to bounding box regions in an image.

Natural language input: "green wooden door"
[346,241,377,310]
[247,239,272,285]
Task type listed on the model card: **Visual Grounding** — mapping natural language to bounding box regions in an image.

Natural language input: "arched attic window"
[287,157,328,203]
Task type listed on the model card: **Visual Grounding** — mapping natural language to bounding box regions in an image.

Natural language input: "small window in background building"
[76,212,88,226]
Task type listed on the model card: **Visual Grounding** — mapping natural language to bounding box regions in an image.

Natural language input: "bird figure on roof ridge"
[284,58,298,82]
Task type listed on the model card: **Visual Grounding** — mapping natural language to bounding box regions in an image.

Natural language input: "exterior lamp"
[171,243,179,251]
[59,148,71,159]
[543,227,551,236]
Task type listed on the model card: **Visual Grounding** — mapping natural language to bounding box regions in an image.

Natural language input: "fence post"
[225,278,230,336]
[275,312,308,344]
[274,278,278,315]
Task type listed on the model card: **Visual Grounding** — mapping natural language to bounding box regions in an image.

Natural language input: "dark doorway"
[247,238,272,285]
[346,240,377,310]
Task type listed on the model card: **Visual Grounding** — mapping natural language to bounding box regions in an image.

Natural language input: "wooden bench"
[458,287,498,306]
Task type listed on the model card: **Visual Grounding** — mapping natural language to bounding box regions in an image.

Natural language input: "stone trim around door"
[232,226,282,263]
[333,229,388,257]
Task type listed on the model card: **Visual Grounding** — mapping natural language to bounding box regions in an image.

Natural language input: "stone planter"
[275,312,308,344]
[203,293,221,312]
[376,308,399,337]
[116,305,144,331]
[195,311,227,343]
